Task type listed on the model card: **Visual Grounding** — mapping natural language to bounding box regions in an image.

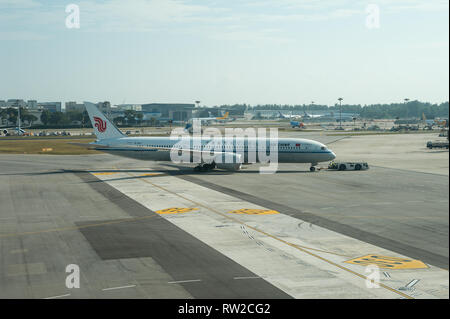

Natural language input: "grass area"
[0,138,98,155]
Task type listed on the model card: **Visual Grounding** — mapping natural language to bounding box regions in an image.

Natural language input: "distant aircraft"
[77,102,336,172]
[302,111,323,119]
[191,112,230,125]
[0,127,28,136]
[278,111,302,119]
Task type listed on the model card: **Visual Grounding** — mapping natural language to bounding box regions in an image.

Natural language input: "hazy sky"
[0,0,448,106]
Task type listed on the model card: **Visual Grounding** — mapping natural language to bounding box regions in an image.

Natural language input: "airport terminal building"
[141,103,195,122]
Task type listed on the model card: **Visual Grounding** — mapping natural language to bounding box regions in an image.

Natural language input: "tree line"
[214,100,449,119]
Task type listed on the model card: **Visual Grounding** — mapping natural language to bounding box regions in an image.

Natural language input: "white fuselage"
[92,136,336,164]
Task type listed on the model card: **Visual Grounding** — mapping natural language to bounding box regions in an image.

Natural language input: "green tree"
[40,110,51,125]
[23,114,38,126]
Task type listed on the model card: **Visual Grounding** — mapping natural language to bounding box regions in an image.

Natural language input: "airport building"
[0,99,28,108]
[27,100,38,109]
[65,101,85,112]
[141,103,195,121]
[65,101,111,114]
[37,102,62,112]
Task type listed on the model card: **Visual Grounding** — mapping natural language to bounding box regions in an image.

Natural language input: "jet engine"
[214,153,242,171]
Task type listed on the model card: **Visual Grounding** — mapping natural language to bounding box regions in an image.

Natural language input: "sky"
[0,0,448,107]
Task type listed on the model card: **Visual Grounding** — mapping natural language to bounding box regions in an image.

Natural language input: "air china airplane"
[81,102,336,172]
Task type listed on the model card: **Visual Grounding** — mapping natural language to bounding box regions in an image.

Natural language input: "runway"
[0,132,448,299]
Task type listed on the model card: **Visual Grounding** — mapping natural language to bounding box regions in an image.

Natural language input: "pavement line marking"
[0,214,159,239]
[44,294,71,299]
[132,173,414,299]
[155,207,199,214]
[10,249,28,254]
[234,276,263,280]
[168,279,202,284]
[102,285,136,291]
[406,279,420,288]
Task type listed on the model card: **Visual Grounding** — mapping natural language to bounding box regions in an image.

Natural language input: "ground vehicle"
[426,141,449,149]
[328,161,369,171]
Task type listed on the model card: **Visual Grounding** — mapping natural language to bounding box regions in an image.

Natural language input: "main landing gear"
[194,162,216,172]
[310,163,318,172]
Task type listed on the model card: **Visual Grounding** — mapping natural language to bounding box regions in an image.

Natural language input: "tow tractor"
[328,161,369,171]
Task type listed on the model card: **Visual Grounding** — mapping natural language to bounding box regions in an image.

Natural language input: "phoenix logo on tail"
[93,116,107,132]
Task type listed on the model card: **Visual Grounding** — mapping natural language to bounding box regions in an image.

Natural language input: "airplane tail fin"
[184,122,192,131]
[84,102,124,140]
[217,112,229,120]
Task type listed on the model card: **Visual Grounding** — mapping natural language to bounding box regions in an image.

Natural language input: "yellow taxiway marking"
[228,208,279,215]
[140,173,163,177]
[131,173,415,299]
[92,172,119,175]
[155,207,199,214]
[345,255,429,270]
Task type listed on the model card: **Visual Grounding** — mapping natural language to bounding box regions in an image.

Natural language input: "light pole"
[404,98,409,119]
[338,97,343,129]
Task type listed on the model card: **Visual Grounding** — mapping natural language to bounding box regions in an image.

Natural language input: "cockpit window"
[321,146,326,150]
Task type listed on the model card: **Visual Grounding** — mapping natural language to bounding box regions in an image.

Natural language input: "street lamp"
[338,97,343,129]
[404,98,410,119]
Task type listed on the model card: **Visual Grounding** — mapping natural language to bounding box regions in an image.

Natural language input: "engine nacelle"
[214,153,242,171]
[215,162,242,171]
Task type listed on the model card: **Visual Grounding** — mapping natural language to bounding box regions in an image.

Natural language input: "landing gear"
[310,163,318,172]
[194,162,216,172]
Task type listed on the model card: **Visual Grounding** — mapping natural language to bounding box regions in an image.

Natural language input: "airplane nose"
[329,151,336,161]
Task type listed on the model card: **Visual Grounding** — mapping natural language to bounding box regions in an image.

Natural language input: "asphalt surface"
[159,163,449,269]
[0,143,448,298]
[0,155,290,298]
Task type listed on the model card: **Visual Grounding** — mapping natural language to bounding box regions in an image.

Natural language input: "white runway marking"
[102,284,136,291]
[168,279,202,284]
[44,294,71,299]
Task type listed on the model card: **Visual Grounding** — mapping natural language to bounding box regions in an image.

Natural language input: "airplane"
[78,102,336,172]
[191,111,230,125]
[278,111,302,119]
[302,111,323,119]
[0,107,30,136]
[0,127,29,136]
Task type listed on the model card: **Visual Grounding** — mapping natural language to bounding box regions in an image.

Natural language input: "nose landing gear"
[310,163,318,172]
